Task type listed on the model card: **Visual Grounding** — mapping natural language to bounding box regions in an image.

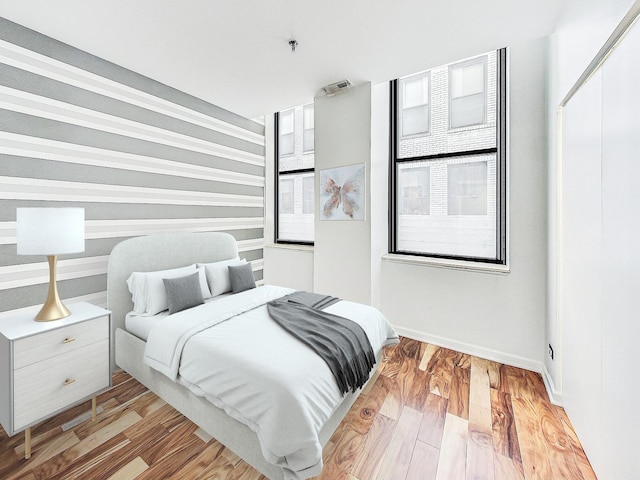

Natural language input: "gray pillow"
[228,263,256,293]
[163,272,205,315]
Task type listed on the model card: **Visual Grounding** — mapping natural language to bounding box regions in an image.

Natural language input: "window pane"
[303,105,314,129]
[278,173,315,242]
[303,176,314,214]
[403,76,428,108]
[450,59,486,128]
[396,153,496,259]
[400,73,429,137]
[303,128,314,152]
[402,105,429,136]
[280,132,294,155]
[280,109,294,133]
[279,178,294,214]
[447,161,487,215]
[398,163,430,215]
[451,62,484,97]
[450,93,485,128]
[303,104,315,152]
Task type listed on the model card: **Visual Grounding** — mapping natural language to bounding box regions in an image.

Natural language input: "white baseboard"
[542,364,563,406]
[393,326,565,406]
[394,325,544,379]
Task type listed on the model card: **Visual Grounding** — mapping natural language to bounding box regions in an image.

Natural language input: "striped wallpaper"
[0,17,265,318]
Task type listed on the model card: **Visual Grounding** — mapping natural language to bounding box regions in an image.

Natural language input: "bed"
[107,232,397,480]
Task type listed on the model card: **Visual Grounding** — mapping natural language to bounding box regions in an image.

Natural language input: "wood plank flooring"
[0,337,597,479]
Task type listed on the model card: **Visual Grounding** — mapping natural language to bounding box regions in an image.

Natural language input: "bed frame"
[107,232,368,479]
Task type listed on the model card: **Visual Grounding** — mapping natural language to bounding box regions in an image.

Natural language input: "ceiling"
[1,1,565,120]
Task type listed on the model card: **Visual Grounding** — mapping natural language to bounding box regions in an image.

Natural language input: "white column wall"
[313,83,373,305]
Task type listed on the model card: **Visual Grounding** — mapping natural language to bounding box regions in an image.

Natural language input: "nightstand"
[0,302,111,459]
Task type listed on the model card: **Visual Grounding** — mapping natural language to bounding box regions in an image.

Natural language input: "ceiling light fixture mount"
[289,39,298,52]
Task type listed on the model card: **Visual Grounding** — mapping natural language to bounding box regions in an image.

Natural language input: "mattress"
[125,293,232,341]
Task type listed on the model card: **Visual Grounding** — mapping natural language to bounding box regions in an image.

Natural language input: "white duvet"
[143,285,398,480]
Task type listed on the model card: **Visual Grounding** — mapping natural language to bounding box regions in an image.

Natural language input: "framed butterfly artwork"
[319,163,365,221]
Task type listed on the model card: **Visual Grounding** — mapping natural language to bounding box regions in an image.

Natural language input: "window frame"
[274,111,314,246]
[446,160,488,216]
[448,56,488,129]
[278,176,295,214]
[303,104,315,153]
[398,164,431,216]
[278,108,295,156]
[302,175,315,214]
[399,72,431,137]
[389,48,507,264]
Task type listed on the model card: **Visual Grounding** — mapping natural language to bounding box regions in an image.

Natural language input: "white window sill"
[264,243,314,253]
[382,253,510,274]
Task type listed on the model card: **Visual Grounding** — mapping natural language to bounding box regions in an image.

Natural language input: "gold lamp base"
[35,255,71,322]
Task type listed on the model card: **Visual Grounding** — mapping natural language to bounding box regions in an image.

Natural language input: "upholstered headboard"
[107,232,239,364]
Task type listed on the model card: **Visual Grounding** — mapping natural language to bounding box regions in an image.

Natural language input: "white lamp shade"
[17,208,85,255]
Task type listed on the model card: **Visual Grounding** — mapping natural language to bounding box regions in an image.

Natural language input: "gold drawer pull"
[63,378,76,386]
[63,337,76,344]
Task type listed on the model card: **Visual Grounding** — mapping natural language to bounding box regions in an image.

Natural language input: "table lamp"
[16,208,85,321]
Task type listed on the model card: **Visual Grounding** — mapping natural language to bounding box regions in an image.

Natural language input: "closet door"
[600,20,640,480]
[561,70,603,473]
[562,16,640,479]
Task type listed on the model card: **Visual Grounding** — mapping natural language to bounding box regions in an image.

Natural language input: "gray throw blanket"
[267,291,376,395]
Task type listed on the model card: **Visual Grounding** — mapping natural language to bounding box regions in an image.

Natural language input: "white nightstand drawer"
[13,316,108,369]
[13,339,110,430]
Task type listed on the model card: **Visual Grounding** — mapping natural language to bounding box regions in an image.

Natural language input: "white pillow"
[126,271,149,314]
[126,264,211,315]
[198,257,246,297]
[196,267,212,299]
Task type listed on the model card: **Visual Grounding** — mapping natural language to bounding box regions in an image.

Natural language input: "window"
[303,176,314,214]
[303,104,314,152]
[279,109,295,155]
[449,57,487,129]
[447,161,487,215]
[275,103,315,244]
[279,178,294,214]
[399,164,430,215]
[400,73,430,136]
[390,49,506,263]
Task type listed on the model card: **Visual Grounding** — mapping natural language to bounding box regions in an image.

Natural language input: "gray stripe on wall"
[0,63,264,155]
[2,156,264,197]
[0,200,263,222]
[0,17,263,135]
[242,250,265,263]
[3,275,107,312]
[1,228,265,267]
[0,110,265,177]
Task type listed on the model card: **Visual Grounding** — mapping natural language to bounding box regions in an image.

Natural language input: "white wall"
[263,245,314,291]
[381,38,547,371]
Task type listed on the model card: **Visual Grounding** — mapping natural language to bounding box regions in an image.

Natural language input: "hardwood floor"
[0,337,597,479]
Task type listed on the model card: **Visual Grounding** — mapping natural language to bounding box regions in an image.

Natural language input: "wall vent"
[321,79,353,96]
